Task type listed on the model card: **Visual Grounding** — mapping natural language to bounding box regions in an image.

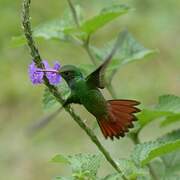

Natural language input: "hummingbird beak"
[36,69,59,73]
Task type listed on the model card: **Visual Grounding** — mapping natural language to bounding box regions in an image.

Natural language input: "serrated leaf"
[90,30,155,83]
[33,19,71,41]
[68,153,102,178]
[117,159,150,180]
[102,159,150,180]
[131,129,180,166]
[13,19,72,46]
[157,95,180,113]
[66,4,131,39]
[138,95,180,129]
[159,95,180,127]
[34,5,84,42]
[52,153,102,179]
[150,151,180,180]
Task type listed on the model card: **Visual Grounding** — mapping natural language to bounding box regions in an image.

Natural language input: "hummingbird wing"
[86,30,127,89]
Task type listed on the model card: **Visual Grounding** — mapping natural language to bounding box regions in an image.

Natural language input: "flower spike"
[28,61,61,85]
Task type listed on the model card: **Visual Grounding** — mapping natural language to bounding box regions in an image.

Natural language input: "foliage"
[65,4,131,40]
[151,151,180,179]
[90,30,156,83]
[138,95,180,130]
[131,129,180,166]
[43,82,70,109]
[52,153,102,180]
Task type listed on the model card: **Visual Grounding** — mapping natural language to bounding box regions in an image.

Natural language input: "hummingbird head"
[59,65,83,83]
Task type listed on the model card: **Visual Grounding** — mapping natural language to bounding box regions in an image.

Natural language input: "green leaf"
[138,95,180,129]
[90,30,156,83]
[12,5,83,46]
[52,153,102,179]
[42,82,70,110]
[43,88,58,110]
[54,177,73,180]
[157,95,180,113]
[117,159,150,180]
[66,4,131,39]
[102,173,123,180]
[11,36,27,47]
[51,154,70,164]
[34,5,84,42]
[102,159,150,180]
[160,114,180,127]
[150,151,180,180]
[33,19,71,41]
[68,153,102,178]
[131,129,180,166]
[12,19,73,46]
[159,95,180,126]
[137,109,171,128]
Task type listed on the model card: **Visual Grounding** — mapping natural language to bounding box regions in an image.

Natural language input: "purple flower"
[28,62,44,84]
[44,61,61,85]
[28,61,61,85]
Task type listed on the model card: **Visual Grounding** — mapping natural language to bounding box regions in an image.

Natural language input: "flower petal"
[28,62,44,85]
[53,61,61,71]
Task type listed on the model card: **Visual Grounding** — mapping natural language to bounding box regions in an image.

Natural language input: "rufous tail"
[98,100,140,140]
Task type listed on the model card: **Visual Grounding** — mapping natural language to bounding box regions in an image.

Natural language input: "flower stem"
[22,0,127,179]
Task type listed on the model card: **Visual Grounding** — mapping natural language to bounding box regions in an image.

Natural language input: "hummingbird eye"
[64,71,70,76]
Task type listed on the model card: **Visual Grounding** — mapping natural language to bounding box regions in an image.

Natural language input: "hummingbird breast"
[72,79,108,119]
[81,89,108,119]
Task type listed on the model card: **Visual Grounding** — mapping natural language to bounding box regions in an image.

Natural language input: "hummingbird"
[58,33,140,140]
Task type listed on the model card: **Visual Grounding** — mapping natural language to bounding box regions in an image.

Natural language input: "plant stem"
[67,0,80,27]
[83,35,98,66]
[22,0,127,179]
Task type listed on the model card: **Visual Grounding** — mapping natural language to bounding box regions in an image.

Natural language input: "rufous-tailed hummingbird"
[58,32,140,140]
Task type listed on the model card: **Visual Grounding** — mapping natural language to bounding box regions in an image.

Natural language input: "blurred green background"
[0,0,180,179]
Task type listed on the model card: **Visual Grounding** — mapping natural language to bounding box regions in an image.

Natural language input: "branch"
[22,0,127,179]
[83,35,98,65]
[67,0,80,27]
